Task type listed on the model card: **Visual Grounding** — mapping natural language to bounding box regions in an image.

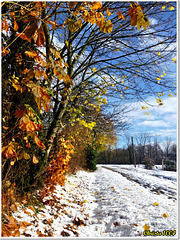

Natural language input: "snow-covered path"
[79,166,177,237]
[12,165,177,238]
[102,165,177,200]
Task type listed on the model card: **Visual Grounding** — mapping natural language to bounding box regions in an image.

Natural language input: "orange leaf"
[13,230,20,237]
[2,142,17,159]
[33,155,39,164]
[14,21,19,31]
[4,217,18,230]
[16,33,31,42]
[19,115,43,133]
[117,11,125,20]
[36,28,45,46]
[1,224,11,237]
[48,21,59,30]
[34,133,45,149]
[162,213,169,218]
[21,68,29,74]
[14,109,25,118]
[20,221,32,228]
[25,51,37,58]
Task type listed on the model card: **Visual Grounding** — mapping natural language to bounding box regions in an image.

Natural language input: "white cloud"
[119,95,177,142]
[137,120,169,128]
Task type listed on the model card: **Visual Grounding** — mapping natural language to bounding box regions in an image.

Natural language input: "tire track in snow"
[101,166,177,200]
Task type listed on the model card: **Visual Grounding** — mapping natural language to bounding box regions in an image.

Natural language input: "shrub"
[164,159,176,171]
[85,146,97,171]
[144,157,154,170]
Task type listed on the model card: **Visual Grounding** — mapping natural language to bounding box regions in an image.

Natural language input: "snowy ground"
[11,165,177,238]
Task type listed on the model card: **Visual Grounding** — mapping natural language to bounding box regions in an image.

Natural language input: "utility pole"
[131,136,136,168]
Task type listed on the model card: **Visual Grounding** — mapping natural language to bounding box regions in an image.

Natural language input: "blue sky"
[117,94,177,148]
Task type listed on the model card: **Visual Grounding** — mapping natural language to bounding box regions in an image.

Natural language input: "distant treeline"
[97,139,176,167]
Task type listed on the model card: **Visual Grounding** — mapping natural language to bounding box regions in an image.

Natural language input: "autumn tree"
[61,104,118,171]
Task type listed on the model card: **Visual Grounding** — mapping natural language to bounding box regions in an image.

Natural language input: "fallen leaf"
[132,224,139,227]
[73,217,85,226]
[12,229,20,237]
[20,221,32,228]
[114,222,119,227]
[61,230,70,237]
[36,230,47,237]
[143,224,150,230]
[162,213,169,218]
[28,205,35,212]
[154,202,159,206]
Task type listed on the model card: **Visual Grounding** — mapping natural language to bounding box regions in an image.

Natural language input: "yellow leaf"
[91,1,102,10]
[153,202,159,206]
[93,67,97,72]
[161,75,164,77]
[143,224,150,230]
[106,8,111,17]
[172,57,176,62]
[161,6,166,10]
[142,106,146,109]
[125,86,129,89]
[162,213,169,218]
[100,19,113,33]
[169,6,174,10]
[83,200,87,203]
[158,52,160,55]
[145,112,149,115]
[169,90,173,97]
[25,51,37,58]
[33,155,38,164]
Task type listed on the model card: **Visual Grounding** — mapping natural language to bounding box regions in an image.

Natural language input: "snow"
[12,165,177,238]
